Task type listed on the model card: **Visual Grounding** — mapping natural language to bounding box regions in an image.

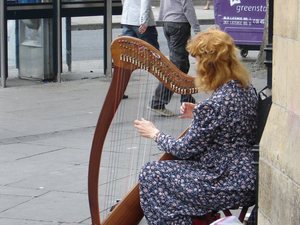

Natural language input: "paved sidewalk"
[0,60,267,225]
[0,72,267,225]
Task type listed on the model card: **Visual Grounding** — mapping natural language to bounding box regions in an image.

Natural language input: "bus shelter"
[0,0,122,87]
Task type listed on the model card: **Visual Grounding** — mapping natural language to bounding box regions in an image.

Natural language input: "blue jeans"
[151,22,195,109]
[121,25,159,50]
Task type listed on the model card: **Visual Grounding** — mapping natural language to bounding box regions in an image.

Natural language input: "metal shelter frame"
[0,0,122,88]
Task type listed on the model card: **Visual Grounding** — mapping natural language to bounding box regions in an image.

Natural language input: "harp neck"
[111,36,199,95]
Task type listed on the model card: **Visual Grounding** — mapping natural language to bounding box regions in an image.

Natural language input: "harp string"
[123,46,155,188]
[99,43,158,218]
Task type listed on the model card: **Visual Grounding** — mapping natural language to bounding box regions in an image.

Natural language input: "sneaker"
[147,106,175,117]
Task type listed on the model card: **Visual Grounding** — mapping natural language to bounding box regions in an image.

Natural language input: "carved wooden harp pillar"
[88,36,199,225]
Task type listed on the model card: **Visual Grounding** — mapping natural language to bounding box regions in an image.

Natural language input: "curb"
[71,19,215,31]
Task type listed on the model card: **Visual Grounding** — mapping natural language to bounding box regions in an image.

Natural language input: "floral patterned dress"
[139,80,258,225]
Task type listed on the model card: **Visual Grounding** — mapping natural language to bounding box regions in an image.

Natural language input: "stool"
[192,212,221,225]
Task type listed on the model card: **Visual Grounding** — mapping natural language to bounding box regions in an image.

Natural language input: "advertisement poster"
[215,0,267,46]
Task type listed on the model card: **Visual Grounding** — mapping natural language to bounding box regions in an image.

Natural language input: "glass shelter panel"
[7,0,52,4]
[5,0,55,85]
[61,23,121,81]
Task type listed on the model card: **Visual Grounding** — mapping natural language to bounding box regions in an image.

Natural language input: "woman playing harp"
[88,32,199,224]
[134,28,258,225]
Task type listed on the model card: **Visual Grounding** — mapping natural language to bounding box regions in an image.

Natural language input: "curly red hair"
[186,28,250,92]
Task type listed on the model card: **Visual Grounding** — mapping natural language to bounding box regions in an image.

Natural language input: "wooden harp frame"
[88,36,199,225]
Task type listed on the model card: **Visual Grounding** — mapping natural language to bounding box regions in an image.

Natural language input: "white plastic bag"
[210,216,243,225]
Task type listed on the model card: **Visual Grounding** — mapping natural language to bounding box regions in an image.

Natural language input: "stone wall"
[258,1,300,225]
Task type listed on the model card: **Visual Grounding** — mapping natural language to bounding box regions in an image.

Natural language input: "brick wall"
[258,1,300,224]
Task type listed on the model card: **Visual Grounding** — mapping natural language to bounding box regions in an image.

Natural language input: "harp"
[88,36,199,225]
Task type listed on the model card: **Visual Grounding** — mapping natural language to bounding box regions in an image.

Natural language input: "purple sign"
[214,0,267,46]
[18,0,41,3]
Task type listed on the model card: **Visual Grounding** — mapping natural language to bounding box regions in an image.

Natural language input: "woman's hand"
[134,118,159,139]
[179,102,196,119]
